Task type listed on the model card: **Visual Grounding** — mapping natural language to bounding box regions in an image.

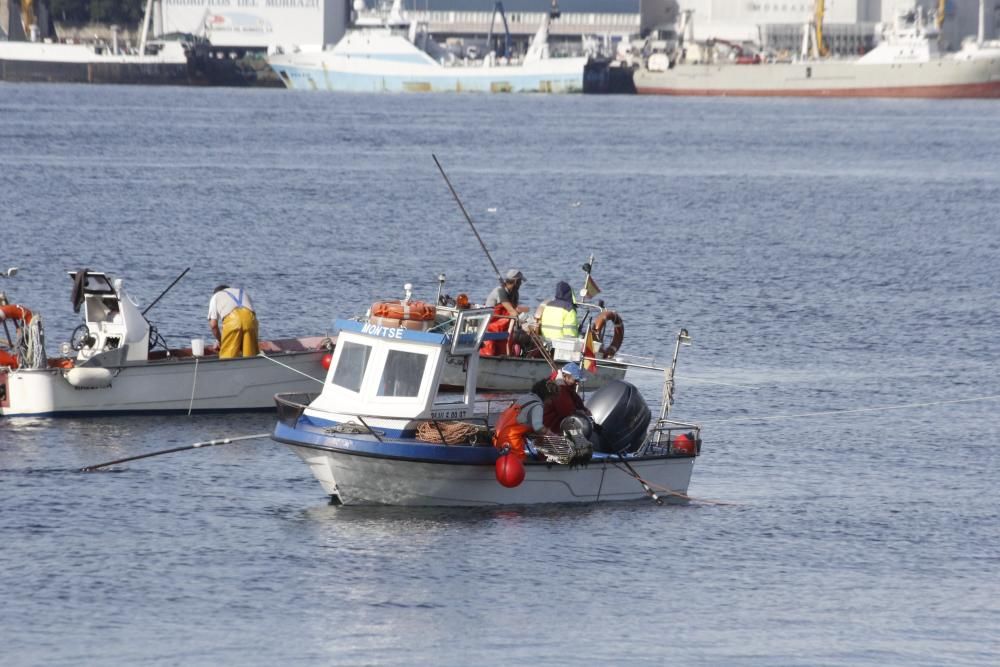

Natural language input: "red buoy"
[495,453,525,488]
[672,433,696,456]
[321,353,333,370]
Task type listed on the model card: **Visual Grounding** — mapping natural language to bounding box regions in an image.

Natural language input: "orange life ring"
[371,300,436,322]
[0,304,33,325]
[0,305,34,370]
[591,310,624,359]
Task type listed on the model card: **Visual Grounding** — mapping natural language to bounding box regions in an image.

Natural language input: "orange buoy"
[321,353,333,370]
[495,453,525,488]
[672,433,697,456]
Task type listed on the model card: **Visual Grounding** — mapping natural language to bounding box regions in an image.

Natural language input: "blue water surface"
[1,84,999,666]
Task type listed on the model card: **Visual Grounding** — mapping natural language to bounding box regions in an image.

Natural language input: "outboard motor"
[585,380,651,454]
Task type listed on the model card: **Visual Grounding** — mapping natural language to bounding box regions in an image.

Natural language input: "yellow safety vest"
[540,304,578,339]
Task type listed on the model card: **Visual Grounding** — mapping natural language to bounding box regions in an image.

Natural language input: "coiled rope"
[416,420,482,445]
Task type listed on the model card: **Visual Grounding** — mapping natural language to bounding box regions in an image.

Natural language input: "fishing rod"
[142,267,190,316]
[432,154,502,281]
[431,154,557,371]
[80,432,270,472]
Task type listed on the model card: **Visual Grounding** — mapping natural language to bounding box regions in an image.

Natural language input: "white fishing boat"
[272,306,700,506]
[0,270,330,417]
[266,0,587,94]
[361,270,628,392]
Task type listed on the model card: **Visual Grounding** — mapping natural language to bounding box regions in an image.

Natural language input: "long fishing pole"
[432,154,502,283]
[80,432,270,472]
[142,267,190,316]
[431,154,557,371]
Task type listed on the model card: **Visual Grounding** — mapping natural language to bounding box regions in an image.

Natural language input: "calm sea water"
[1,84,999,666]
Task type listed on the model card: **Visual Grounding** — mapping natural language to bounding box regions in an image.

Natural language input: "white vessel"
[267,0,587,94]
[634,4,1000,98]
[273,308,700,507]
[0,271,330,417]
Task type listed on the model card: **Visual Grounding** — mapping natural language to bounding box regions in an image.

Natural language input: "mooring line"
[699,393,1000,424]
[256,352,325,384]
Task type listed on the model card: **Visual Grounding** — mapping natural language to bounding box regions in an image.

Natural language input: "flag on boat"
[581,326,597,373]
[582,274,601,299]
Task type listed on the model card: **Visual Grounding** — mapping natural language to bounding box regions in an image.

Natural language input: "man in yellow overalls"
[207,284,259,359]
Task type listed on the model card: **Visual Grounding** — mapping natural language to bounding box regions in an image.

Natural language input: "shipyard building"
[8,1,991,55]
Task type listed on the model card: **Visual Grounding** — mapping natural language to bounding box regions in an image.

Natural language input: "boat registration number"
[431,409,468,420]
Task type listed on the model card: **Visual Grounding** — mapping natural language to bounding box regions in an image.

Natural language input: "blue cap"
[560,362,588,382]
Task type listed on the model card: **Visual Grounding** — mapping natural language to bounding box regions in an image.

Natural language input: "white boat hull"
[634,57,1000,98]
[0,349,326,417]
[439,355,626,392]
[287,443,695,506]
[268,53,587,93]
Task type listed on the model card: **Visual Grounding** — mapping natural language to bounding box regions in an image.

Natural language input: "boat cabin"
[68,271,150,365]
[304,308,492,435]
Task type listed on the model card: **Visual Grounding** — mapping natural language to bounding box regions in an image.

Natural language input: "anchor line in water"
[700,393,1000,424]
[80,433,272,471]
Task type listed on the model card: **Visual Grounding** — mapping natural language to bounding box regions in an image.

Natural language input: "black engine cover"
[585,380,651,454]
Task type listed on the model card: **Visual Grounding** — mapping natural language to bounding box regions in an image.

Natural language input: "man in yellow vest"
[537,280,579,342]
[207,284,260,359]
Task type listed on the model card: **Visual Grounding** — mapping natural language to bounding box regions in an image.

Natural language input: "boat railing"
[642,418,702,457]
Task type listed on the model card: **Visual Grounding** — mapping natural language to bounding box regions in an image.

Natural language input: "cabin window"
[377,349,428,398]
[332,341,372,393]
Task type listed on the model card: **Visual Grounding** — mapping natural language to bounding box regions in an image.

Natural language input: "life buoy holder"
[371,300,436,322]
[591,310,624,359]
[0,305,34,370]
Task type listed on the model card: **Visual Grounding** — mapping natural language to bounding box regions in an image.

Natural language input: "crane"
[20,0,36,40]
[814,0,830,57]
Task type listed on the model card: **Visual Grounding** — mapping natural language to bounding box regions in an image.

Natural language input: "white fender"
[64,367,114,388]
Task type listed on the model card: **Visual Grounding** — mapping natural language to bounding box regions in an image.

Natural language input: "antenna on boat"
[142,267,191,316]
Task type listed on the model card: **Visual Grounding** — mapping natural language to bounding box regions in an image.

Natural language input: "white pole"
[139,0,154,55]
[978,0,985,46]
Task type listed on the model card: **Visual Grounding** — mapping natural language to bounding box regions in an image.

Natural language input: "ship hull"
[269,56,587,93]
[634,58,1000,98]
[0,41,253,86]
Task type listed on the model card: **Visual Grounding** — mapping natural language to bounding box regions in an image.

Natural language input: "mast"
[138,0,155,55]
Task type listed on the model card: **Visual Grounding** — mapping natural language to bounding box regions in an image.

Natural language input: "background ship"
[267,0,588,93]
[632,1,1000,98]
[0,0,263,85]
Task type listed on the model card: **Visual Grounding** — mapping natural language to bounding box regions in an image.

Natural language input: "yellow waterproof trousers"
[220,307,259,359]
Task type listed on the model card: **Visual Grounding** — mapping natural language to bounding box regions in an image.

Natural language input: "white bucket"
[191,338,205,357]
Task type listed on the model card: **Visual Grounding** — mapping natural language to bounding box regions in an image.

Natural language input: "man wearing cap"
[481,269,529,356]
[543,361,591,432]
[207,284,260,359]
